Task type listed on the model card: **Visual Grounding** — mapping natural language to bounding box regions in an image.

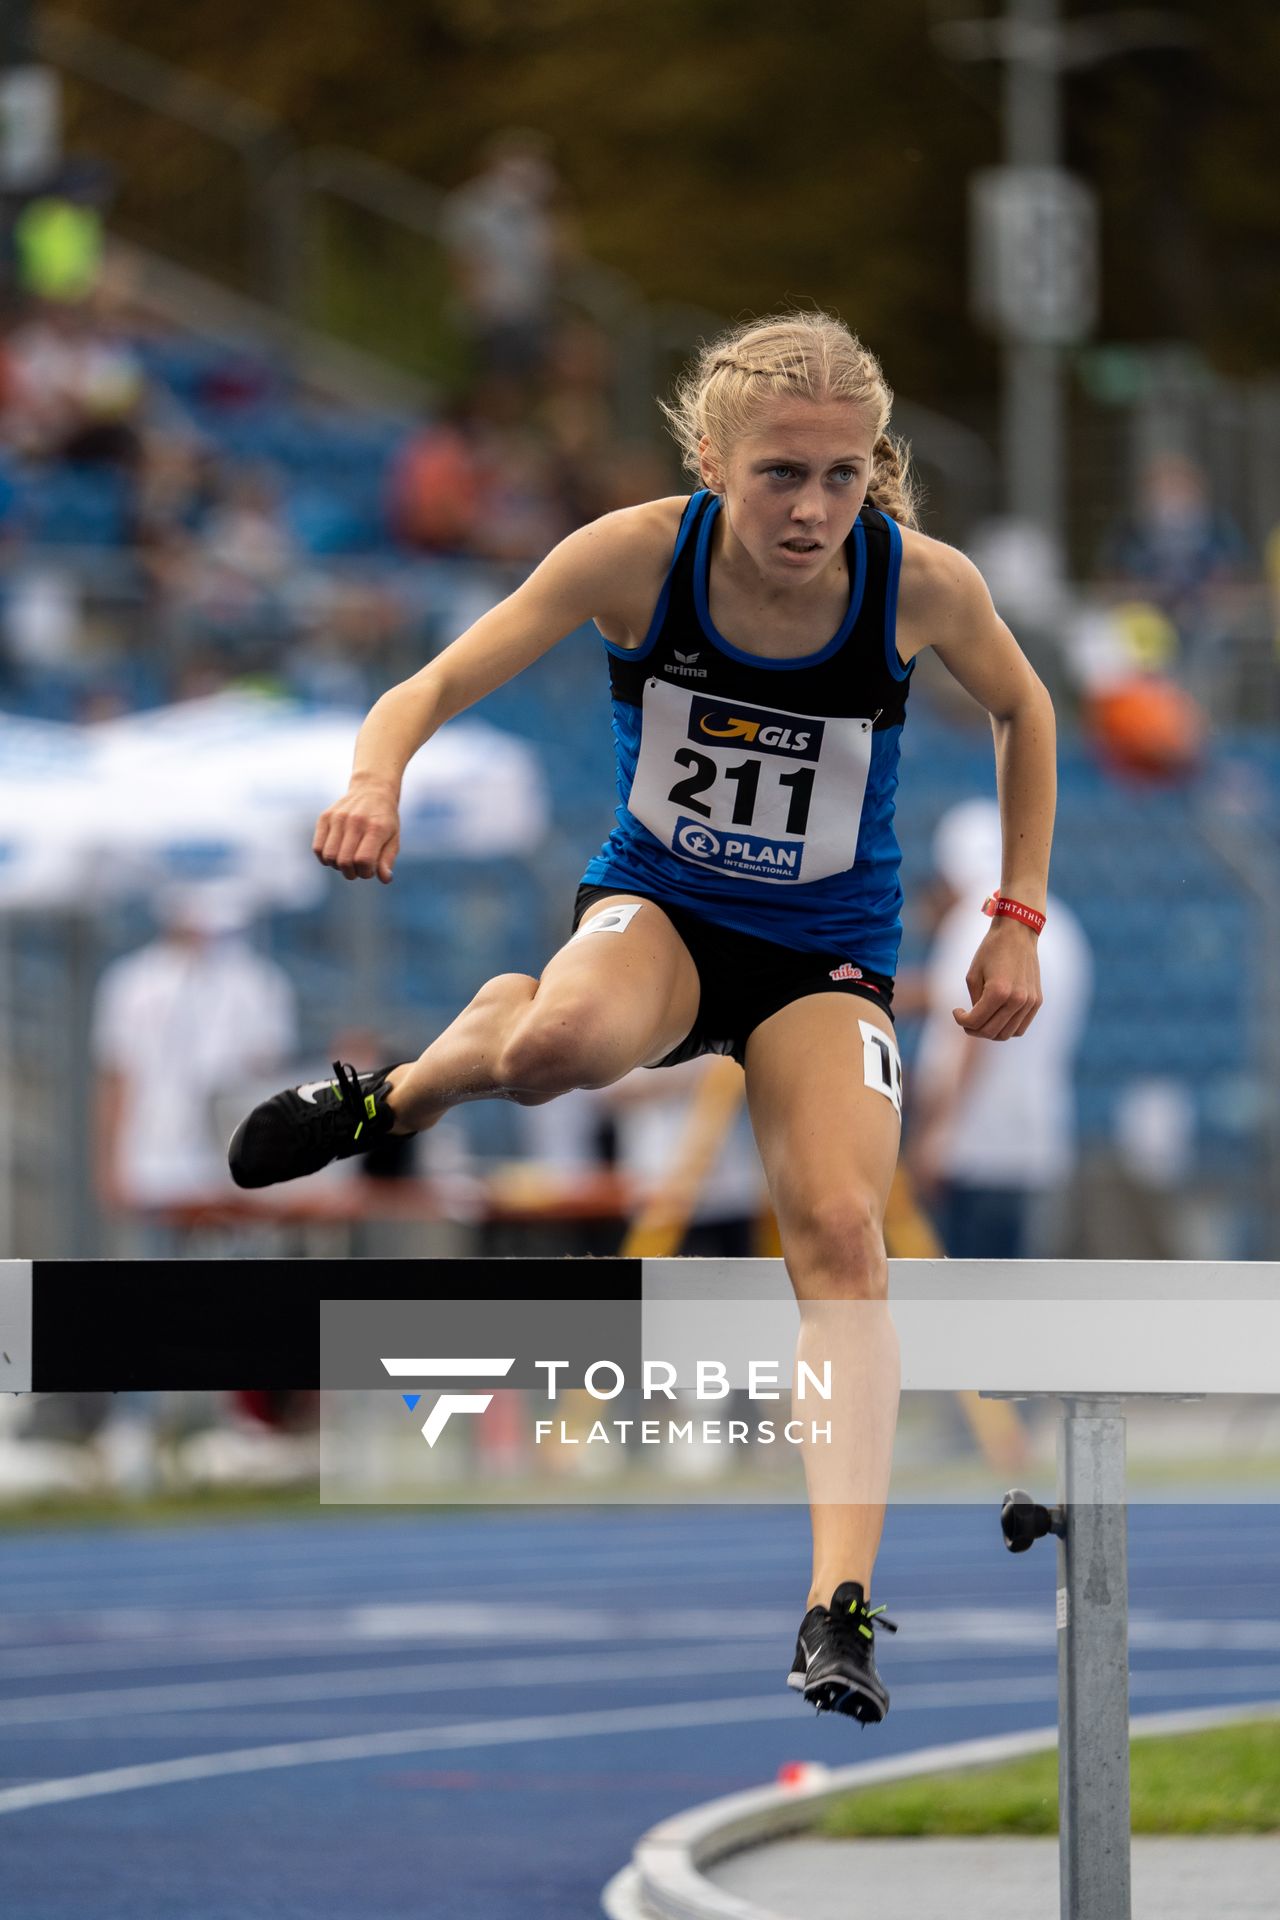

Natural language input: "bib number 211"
[668,749,815,835]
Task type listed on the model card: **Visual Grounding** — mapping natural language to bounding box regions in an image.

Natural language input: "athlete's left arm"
[898,532,1057,1042]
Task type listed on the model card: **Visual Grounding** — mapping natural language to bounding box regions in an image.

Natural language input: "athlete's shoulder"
[585,494,690,557]
[564,495,693,647]
[894,525,997,664]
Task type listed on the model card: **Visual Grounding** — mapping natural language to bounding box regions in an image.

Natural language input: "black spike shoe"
[228,1062,400,1188]
[786,1580,898,1723]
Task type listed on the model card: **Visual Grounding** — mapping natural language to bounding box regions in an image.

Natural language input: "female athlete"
[229,311,1056,1725]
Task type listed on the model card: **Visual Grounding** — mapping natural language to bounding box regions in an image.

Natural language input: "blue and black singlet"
[579,489,915,974]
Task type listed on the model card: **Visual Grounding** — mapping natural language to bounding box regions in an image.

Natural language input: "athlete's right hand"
[312,775,401,883]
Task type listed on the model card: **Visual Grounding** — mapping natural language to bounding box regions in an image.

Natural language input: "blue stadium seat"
[26,466,130,546]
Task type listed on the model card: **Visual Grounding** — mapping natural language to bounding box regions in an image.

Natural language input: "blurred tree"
[52,0,1278,397]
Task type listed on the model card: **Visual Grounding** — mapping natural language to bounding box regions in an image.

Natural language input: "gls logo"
[688,696,824,760]
[381,1356,515,1445]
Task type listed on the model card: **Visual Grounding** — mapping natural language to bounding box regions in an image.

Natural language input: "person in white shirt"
[905,798,1093,1258]
[92,883,296,1241]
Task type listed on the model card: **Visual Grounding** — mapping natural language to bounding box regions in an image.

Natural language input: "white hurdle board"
[640,1258,1280,1395]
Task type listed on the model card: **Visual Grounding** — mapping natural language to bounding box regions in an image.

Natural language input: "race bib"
[627,678,874,886]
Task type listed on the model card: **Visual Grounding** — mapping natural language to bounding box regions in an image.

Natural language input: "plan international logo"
[383,1354,833,1449]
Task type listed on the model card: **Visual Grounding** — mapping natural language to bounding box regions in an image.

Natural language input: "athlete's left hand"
[952,921,1043,1041]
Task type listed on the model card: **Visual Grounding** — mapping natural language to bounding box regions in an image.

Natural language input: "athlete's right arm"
[313,502,678,881]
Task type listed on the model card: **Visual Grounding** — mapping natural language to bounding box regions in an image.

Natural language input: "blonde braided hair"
[660,311,919,529]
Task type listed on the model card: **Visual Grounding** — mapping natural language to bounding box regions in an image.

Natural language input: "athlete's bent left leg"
[227,896,700,1188]
[744,991,903,1722]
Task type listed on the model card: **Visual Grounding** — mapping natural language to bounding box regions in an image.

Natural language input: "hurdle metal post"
[1057,1397,1132,1919]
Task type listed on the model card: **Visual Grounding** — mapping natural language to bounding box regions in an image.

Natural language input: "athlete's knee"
[782,1189,888,1299]
[467,971,538,1014]
[494,996,623,1094]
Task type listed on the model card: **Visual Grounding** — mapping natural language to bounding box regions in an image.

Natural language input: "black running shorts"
[571,882,895,1070]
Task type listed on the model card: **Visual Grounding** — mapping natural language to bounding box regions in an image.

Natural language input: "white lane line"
[4,1598,1277,1658]
[0,1605,1050,1681]
[4,1601,1279,1685]
[9,1659,1280,1737]
[0,1602,802,1649]
[0,1534,1268,1601]
[0,1567,805,1607]
[0,1513,1257,1570]
[0,1527,810,1575]
[0,1696,801,1814]
[5,1667,1280,1815]
[39,1513,1254,1583]
[0,1645,779,1724]
[0,1628,1048,1686]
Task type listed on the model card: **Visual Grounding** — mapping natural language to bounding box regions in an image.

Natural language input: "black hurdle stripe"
[28,1259,643,1392]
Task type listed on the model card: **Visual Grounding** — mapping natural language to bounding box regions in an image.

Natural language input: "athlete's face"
[700,397,877,579]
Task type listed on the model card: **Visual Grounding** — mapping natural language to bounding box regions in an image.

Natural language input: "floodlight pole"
[1002,0,1066,559]
[945,3,1199,565]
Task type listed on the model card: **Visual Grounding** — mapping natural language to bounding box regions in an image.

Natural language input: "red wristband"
[982,892,1046,935]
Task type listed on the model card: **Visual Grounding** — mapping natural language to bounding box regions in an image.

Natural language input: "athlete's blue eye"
[831,467,858,484]
[767,465,795,480]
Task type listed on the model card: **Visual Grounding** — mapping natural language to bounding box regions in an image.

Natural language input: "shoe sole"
[786,1667,888,1723]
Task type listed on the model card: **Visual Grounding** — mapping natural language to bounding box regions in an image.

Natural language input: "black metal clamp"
[1000,1485,1067,1553]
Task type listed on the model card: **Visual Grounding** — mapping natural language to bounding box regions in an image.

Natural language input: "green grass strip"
[819,1720,1280,1837]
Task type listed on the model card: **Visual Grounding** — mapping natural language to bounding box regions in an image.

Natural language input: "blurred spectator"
[599,1058,766,1256]
[536,316,618,520]
[13,194,104,306]
[900,798,1093,1260]
[519,1059,768,1257]
[91,881,297,1253]
[387,404,488,555]
[1266,521,1280,656]
[132,432,219,556]
[198,464,296,592]
[387,396,568,565]
[1,296,144,467]
[286,577,412,707]
[175,463,302,657]
[2,564,82,687]
[0,447,23,554]
[441,129,576,391]
[1101,453,1248,631]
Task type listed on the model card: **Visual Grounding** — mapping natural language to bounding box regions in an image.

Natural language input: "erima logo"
[381,1356,515,1445]
[665,648,708,679]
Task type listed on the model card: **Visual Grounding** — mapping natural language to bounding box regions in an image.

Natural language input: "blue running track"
[1,1503,1278,1918]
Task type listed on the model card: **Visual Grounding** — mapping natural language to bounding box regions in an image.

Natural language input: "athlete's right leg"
[228,896,701,1187]
[386,894,701,1131]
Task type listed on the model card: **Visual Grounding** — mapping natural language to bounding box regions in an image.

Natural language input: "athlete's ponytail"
[660,310,921,530]
[865,431,919,529]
